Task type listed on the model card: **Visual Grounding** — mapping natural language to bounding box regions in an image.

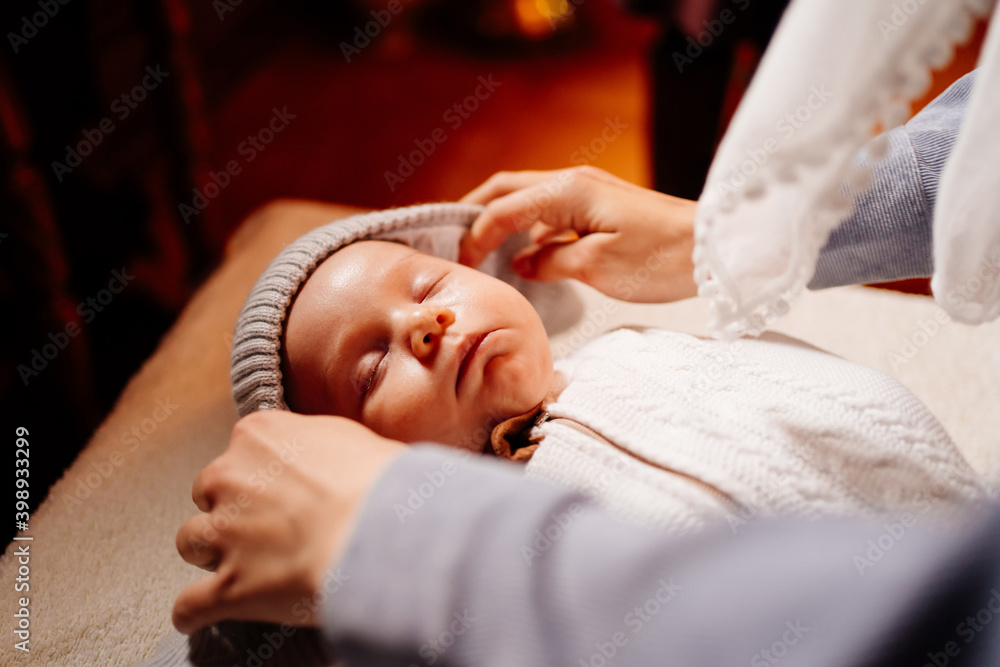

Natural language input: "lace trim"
[694,0,994,340]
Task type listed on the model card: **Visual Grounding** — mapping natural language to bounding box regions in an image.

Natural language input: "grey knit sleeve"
[809,70,977,289]
[319,445,1000,666]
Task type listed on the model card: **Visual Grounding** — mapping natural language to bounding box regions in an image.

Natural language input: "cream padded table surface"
[2,201,998,666]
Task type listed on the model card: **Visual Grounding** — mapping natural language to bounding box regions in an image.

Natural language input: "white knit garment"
[693,0,1000,337]
[525,328,990,531]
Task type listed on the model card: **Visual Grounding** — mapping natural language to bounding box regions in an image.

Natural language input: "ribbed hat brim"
[229,203,485,417]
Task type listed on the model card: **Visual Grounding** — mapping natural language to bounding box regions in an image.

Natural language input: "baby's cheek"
[367,391,456,444]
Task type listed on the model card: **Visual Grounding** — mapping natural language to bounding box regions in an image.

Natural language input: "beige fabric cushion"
[2,200,997,666]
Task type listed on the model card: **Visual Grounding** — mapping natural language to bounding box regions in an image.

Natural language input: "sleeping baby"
[231,204,989,531]
[280,238,555,449]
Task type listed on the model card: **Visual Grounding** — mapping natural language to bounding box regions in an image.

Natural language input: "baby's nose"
[409,305,455,359]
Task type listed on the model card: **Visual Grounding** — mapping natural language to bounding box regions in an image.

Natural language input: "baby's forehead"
[308,239,419,286]
[323,238,415,268]
[284,241,426,395]
[296,240,445,316]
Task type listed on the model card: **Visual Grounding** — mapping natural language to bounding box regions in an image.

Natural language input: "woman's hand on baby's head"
[458,166,700,304]
[173,410,404,633]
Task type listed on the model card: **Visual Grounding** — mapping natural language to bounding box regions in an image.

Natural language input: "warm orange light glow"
[512,0,573,39]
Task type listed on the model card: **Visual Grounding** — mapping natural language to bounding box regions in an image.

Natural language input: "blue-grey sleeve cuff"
[810,126,932,289]
[810,70,977,289]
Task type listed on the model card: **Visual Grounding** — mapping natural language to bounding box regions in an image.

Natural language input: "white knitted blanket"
[528,327,990,531]
[2,272,999,666]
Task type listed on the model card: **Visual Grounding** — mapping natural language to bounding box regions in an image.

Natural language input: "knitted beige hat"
[229,203,581,417]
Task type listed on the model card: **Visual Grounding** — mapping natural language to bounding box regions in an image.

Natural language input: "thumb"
[512,234,604,283]
[172,571,237,634]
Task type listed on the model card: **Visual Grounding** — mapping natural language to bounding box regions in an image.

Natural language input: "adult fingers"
[190,459,224,513]
[459,170,554,205]
[458,208,523,268]
[527,221,580,246]
[176,514,222,571]
[172,569,237,634]
[511,233,608,284]
[459,178,587,267]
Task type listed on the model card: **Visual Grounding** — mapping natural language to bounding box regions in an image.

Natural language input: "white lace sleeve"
[694,0,997,339]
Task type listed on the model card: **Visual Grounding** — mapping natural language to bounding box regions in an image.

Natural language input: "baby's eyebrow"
[393,250,427,296]
[389,246,420,271]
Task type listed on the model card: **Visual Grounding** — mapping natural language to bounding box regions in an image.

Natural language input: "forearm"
[320,445,1000,666]
[810,71,976,289]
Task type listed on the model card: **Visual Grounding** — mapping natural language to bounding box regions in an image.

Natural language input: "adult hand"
[172,411,404,633]
[458,166,699,303]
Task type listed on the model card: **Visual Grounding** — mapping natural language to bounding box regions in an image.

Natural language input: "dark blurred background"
[0,0,981,542]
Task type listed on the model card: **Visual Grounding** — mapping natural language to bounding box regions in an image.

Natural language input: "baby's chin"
[453,368,551,449]
[483,353,553,412]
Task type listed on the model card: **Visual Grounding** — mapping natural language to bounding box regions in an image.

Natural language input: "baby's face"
[283,240,554,451]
